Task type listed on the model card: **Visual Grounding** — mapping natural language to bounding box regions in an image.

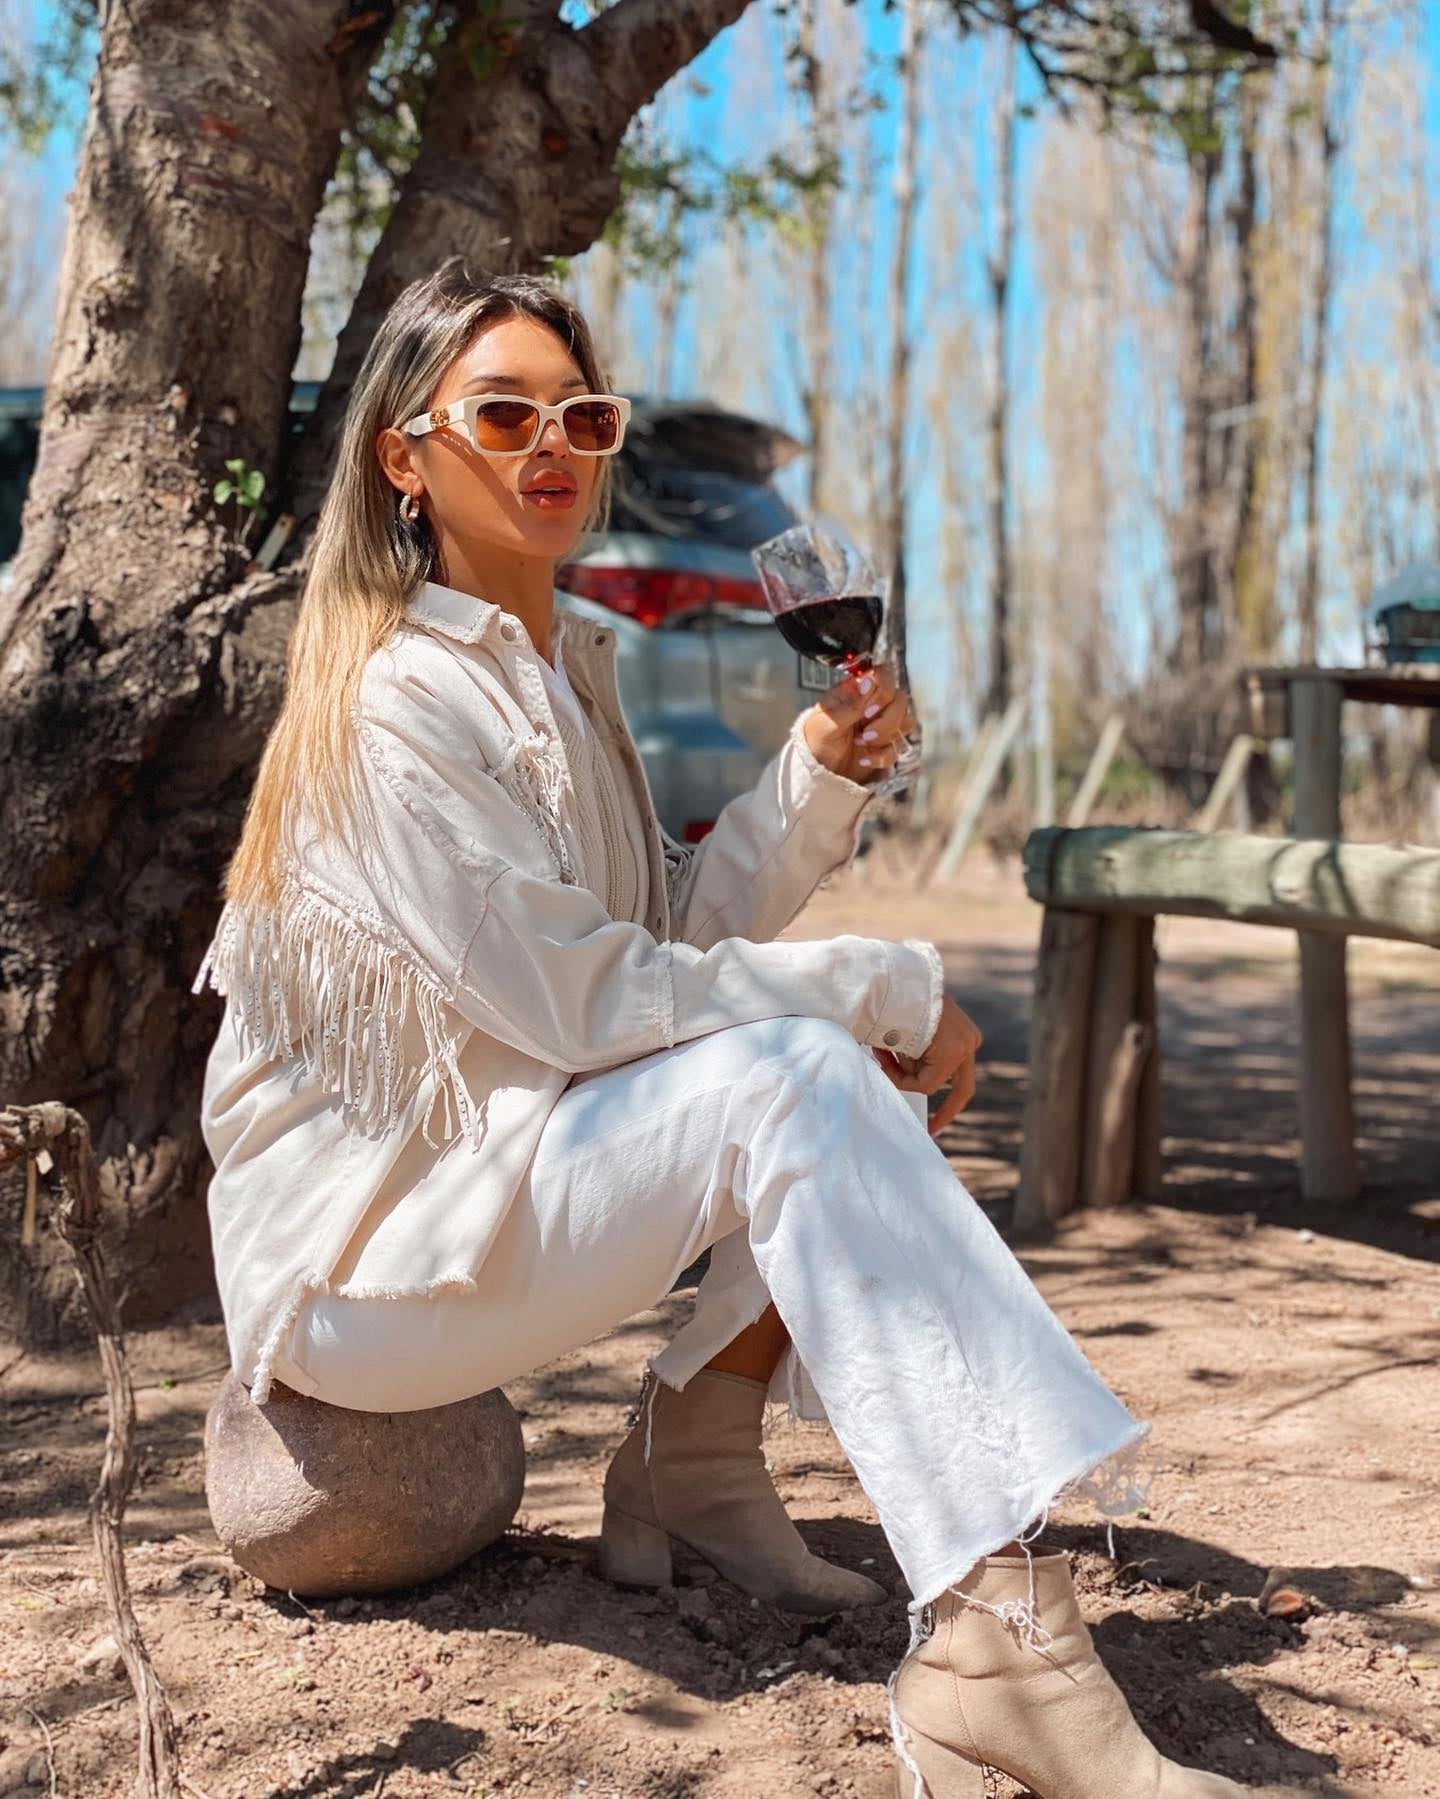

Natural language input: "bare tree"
[1294,0,1339,663]
[879,0,927,682]
[983,30,1017,719]
[1030,110,1118,741]
[1171,135,1224,672]
[794,0,839,516]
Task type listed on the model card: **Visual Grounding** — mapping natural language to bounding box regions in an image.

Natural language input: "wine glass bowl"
[752,519,922,801]
[751,520,884,679]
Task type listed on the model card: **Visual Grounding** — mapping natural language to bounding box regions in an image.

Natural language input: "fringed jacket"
[191,579,945,1403]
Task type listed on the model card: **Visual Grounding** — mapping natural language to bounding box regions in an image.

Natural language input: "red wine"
[772,594,882,666]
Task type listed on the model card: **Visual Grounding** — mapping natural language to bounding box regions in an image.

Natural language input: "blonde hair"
[224,257,614,909]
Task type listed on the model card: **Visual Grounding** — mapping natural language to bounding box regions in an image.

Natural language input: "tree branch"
[284,0,757,531]
[1,1102,185,1798]
[583,0,753,114]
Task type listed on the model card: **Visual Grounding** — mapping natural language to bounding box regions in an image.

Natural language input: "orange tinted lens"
[564,401,620,452]
[474,400,540,449]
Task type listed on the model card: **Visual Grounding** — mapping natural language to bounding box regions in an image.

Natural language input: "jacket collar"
[404,579,504,645]
[404,579,605,663]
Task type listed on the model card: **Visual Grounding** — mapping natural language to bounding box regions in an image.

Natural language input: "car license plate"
[797,653,836,693]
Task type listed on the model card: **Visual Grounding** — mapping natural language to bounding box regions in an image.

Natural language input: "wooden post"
[1015,908,1100,1232]
[1196,733,1255,832]
[1133,918,1164,1201]
[1292,678,1359,1202]
[1081,915,1144,1209]
[1066,714,1125,829]
[930,696,1027,883]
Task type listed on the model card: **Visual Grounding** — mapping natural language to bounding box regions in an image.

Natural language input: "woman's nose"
[537,417,569,452]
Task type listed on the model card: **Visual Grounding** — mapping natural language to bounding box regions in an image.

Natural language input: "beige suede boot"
[598,1369,888,1615]
[890,1551,1248,1797]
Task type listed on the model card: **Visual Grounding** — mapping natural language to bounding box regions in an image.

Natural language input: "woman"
[192,257,1244,1797]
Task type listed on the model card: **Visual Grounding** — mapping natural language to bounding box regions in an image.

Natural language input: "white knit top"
[538,629,650,930]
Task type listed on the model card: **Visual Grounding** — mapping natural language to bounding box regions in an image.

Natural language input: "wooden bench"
[1014,824,1440,1231]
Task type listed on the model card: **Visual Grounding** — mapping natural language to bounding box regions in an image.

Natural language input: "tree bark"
[0,0,755,1351]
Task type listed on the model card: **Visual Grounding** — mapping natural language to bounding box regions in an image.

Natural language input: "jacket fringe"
[190,869,483,1152]
[496,730,579,885]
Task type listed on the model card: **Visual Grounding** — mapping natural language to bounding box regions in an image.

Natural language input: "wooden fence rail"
[1023,826,1440,948]
[1015,826,1439,1232]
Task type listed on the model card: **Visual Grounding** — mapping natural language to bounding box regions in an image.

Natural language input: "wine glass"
[751,518,921,800]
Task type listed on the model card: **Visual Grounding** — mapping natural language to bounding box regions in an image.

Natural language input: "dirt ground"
[2,856,1438,1798]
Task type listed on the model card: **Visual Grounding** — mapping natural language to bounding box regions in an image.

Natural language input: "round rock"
[204,1372,525,1596]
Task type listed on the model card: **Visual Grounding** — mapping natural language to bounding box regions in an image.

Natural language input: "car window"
[609,457,795,549]
[0,411,39,566]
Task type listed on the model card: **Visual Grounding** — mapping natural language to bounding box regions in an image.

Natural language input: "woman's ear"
[374,424,418,497]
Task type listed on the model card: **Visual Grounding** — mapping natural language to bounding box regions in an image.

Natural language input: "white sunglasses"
[398,392,631,457]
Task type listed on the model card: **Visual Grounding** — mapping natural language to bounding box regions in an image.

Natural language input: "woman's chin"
[461,519,588,564]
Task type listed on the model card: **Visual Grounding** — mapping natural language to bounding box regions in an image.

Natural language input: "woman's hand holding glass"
[876,996,983,1139]
[801,662,916,786]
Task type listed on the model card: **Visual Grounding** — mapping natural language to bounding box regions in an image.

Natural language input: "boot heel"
[598,1505,673,1588]
[893,1728,992,1797]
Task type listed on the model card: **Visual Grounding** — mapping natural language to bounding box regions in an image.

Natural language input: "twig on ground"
[133,1361,232,1391]
[2,1102,185,1798]
[20,1706,57,1797]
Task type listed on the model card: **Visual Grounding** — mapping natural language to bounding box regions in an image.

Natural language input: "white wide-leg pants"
[272,1013,1149,1609]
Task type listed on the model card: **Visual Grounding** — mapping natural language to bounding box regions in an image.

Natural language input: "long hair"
[223,258,614,909]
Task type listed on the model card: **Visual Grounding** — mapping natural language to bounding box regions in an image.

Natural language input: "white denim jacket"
[191,579,945,1403]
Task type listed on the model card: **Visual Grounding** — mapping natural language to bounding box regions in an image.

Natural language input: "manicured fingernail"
[859,756,872,767]
[863,702,882,719]
[860,728,878,742]
[859,675,874,694]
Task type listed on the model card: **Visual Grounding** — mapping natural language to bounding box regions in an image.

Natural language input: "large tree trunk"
[0,0,752,1351]
[0,0,392,1348]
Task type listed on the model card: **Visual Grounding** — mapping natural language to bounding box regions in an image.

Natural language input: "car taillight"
[557,565,765,628]
[683,820,716,842]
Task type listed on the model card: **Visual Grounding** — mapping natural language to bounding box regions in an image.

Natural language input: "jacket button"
[882,1029,902,1047]
[500,620,518,640]
[594,630,609,646]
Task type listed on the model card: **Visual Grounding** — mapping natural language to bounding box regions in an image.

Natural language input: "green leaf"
[224,457,246,475]
[241,470,265,504]
[213,480,234,503]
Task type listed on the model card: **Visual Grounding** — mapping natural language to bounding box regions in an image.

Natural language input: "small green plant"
[213,458,267,549]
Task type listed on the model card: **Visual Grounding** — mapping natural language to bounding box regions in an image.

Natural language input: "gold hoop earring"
[399,491,421,523]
